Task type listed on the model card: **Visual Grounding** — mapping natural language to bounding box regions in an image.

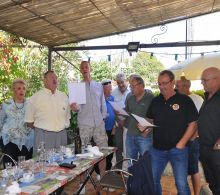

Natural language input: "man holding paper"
[142,70,198,195]
[125,76,154,160]
[70,61,108,178]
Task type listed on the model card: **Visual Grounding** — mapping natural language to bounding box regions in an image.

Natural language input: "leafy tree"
[0,31,81,103]
[131,51,164,86]
[90,59,117,81]
[0,32,28,102]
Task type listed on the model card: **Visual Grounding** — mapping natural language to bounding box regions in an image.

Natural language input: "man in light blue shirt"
[71,61,108,177]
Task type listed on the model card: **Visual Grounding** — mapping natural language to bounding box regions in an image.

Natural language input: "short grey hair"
[115,73,126,81]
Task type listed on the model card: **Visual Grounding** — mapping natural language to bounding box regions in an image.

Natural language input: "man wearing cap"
[102,79,115,170]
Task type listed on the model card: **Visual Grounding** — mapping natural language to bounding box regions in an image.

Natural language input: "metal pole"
[185,20,188,60]
[48,46,52,70]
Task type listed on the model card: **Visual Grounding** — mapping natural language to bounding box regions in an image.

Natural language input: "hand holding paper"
[131,113,156,128]
[109,101,129,116]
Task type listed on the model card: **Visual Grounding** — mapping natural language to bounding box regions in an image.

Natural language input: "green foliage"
[153,89,205,99]
[0,31,81,104]
[131,51,164,86]
[69,112,78,130]
[152,90,160,96]
[51,49,81,93]
[90,60,117,81]
[192,90,205,99]
[0,32,28,102]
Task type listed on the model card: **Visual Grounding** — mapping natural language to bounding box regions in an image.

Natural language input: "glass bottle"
[74,128,82,154]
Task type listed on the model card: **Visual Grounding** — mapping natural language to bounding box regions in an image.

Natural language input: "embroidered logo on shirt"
[172,104,179,110]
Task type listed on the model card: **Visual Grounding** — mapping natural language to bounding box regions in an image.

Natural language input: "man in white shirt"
[112,73,130,168]
[176,78,204,195]
[25,70,70,150]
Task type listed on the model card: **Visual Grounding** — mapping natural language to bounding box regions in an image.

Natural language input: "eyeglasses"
[201,77,217,83]
[130,83,141,89]
[102,81,111,85]
[157,80,171,86]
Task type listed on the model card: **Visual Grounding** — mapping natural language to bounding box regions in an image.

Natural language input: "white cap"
[101,79,112,85]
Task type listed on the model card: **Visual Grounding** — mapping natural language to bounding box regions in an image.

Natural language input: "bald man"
[198,67,220,195]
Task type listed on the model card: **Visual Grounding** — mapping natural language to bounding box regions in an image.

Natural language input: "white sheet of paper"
[68,82,86,104]
[109,101,129,116]
[131,113,156,127]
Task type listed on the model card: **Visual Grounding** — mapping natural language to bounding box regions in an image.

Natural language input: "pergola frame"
[48,40,220,70]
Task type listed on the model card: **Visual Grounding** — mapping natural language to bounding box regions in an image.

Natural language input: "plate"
[19,177,35,183]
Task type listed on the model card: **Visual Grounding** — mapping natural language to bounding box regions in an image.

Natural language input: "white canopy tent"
[169,53,220,80]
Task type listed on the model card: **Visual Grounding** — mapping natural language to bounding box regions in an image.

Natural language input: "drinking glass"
[18,156,25,169]
[4,162,12,171]
[12,166,21,181]
[4,162,13,184]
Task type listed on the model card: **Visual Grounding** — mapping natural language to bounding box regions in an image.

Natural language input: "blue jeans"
[126,134,152,160]
[151,147,190,195]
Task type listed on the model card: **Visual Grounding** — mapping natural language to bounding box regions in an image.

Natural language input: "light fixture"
[127,42,140,52]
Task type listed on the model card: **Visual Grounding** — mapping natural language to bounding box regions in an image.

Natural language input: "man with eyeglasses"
[198,67,220,195]
[125,76,154,160]
[139,70,198,195]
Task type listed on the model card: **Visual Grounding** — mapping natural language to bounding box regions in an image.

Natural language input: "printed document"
[68,82,86,104]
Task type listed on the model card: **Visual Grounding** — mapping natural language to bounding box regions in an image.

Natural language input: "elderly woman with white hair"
[0,79,34,166]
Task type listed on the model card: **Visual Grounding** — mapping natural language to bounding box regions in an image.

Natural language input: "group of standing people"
[99,66,220,195]
[0,60,220,195]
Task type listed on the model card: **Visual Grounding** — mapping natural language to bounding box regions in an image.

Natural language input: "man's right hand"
[70,103,80,112]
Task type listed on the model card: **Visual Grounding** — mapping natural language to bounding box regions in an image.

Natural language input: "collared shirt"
[0,99,34,150]
[147,92,198,150]
[105,95,116,131]
[112,87,130,108]
[125,91,154,135]
[25,88,70,132]
[198,89,220,147]
[188,93,204,112]
[77,80,107,127]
